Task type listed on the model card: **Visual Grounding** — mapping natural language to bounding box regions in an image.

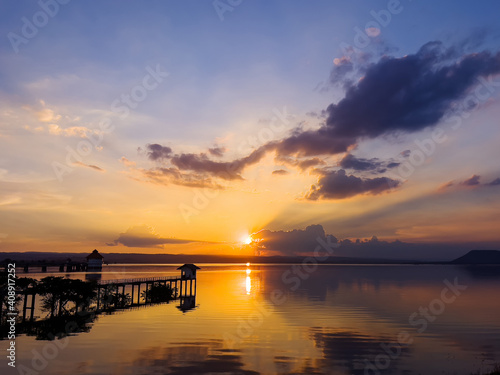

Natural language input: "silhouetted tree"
[141,282,176,303]
[99,285,130,310]
[38,277,74,318]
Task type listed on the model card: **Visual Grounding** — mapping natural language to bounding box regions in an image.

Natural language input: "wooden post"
[22,293,27,321]
[97,286,101,310]
[30,293,36,321]
[131,284,134,305]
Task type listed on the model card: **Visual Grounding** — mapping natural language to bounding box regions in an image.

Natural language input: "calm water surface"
[2,264,500,375]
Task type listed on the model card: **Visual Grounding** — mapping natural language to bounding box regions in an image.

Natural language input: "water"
[2,264,500,375]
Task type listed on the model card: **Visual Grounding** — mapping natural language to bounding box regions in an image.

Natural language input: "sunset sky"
[1,0,500,260]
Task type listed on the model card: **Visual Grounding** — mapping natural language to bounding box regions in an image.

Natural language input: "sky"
[1,0,500,260]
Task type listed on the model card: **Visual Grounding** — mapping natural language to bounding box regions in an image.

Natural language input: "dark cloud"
[108,225,202,248]
[272,169,289,176]
[486,177,500,186]
[251,224,489,261]
[307,169,400,200]
[277,41,500,160]
[460,174,481,186]
[272,129,353,157]
[325,42,500,140]
[238,42,500,162]
[338,154,400,174]
[386,162,400,169]
[339,154,381,171]
[252,224,337,255]
[208,146,226,157]
[440,174,500,191]
[170,147,267,180]
[146,144,172,161]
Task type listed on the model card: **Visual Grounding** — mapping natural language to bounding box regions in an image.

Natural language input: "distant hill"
[452,250,500,264]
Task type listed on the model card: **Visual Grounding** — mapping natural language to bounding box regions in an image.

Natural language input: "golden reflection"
[246,275,251,295]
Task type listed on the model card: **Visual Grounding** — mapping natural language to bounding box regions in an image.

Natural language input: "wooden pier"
[2,263,200,323]
[96,275,197,307]
[7,261,90,273]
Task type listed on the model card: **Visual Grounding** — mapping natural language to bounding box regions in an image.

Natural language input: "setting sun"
[241,234,253,245]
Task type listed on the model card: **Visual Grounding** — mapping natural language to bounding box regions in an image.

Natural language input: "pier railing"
[98,276,183,285]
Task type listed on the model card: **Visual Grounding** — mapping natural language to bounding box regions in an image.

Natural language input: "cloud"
[24,123,101,138]
[151,147,269,181]
[276,155,326,171]
[251,224,337,255]
[340,154,382,171]
[324,42,500,141]
[251,224,482,260]
[438,180,455,192]
[73,161,105,172]
[146,144,172,161]
[439,174,500,191]
[307,169,400,200]
[272,169,289,176]
[108,225,200,248]
[486,177,500,186]
[460,174,481,186]
[36,108,61,123]
[339,153,400,173]
[272,130,353,157]
[273,41,500,159]
[138,167,223,189]
[120,157,136,167]
[208,146,226,157]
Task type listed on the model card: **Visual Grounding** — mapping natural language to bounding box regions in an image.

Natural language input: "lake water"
[2,264,500,375]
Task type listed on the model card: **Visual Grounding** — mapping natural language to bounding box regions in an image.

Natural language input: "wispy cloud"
[73,161,105,172]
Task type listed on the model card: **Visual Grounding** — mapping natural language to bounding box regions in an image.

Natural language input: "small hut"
[177,264,200,279]
[86,249,104,271]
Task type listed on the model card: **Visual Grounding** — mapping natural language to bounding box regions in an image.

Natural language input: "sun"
[241,234,253,245]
